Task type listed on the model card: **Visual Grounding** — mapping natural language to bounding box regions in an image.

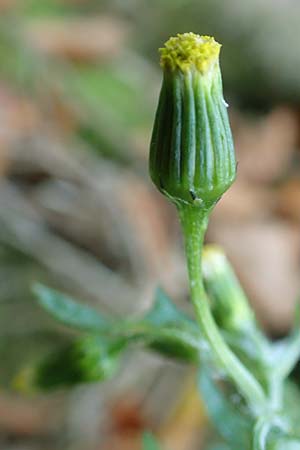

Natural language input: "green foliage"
[30,268,300,450]
[30,281,300,447]
[198,367,253,449]
[144,288,196,328]
[142,432,162,450]
[20,0,71,17]
[206,445,231,450]
[142,288,202,361]
[33,284,202,362]
[30,284,203,389]
[33,283,112,332]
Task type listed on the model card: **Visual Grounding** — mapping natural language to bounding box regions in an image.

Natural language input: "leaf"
[33,283,112,332]
[34,284,203,365]
[141,288,203,362]
[144,287,197,329]
[142,432,162,450]
[205,445,231,450]
[198,367,253,449]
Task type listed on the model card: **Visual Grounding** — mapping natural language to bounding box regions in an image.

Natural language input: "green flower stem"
[276,331,300,380]
[177,202,266,412]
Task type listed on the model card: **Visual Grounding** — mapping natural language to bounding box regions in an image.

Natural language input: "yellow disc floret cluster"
[159,33,221,73]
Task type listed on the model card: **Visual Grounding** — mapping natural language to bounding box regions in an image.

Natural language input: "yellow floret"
[160,33,221,73]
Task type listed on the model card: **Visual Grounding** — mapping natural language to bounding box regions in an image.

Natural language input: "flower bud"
[202,245,255,332]
[33,337,125,389]
[149,33,236,207]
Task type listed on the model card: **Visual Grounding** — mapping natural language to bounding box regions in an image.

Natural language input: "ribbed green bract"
[149,66,236,207]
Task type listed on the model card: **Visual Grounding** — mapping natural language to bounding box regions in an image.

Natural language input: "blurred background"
[0,0,300,449]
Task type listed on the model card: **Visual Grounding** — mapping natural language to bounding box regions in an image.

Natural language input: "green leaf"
[205,445,231,450]
[142,432,162,450]
[144,288,196,329]
[34,284,202,366]
[198,367,253,449]
[141,288,202,362]
[33,283,112,332]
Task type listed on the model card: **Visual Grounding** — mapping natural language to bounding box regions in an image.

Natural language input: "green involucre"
[150,36,236,207]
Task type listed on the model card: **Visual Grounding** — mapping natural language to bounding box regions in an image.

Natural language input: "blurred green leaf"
[20,1,70,17]
[205,445,231,450]
[0,21,139,165]
[198,367,253,449]
[34,284,202,365]
[141,288,202,362]
[142,432,161,450]
[144,288,196,329]
[33,283,112,332]
[72,65,152,129]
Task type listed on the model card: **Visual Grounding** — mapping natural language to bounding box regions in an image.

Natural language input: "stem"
[276,331,300,380]
[177,203,266,412]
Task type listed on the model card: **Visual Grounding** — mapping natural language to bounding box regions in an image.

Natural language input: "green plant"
[21,33,300,449]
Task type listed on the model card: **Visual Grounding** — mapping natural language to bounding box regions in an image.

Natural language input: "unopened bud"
[149,33,236,208]
[202,245,255,332]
